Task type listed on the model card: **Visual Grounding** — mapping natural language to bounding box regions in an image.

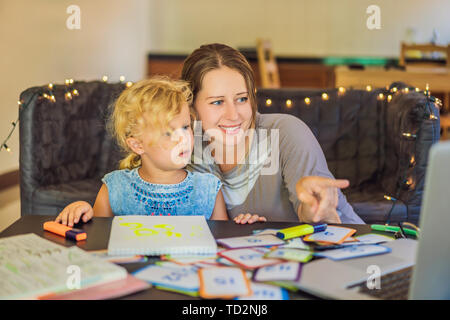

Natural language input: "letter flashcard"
[303,226,356,244]
[216,234,285,249]
[253,262,302,282]
[218,248,283,270]
[198,267,252,299]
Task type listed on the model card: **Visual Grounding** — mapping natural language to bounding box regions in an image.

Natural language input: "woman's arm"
[296,176,345,224]
[210,189,229,220]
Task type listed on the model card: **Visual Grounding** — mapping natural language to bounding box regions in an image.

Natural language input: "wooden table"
[0,216,378,300]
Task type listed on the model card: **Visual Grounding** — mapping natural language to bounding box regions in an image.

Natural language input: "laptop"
[294,141,450,300]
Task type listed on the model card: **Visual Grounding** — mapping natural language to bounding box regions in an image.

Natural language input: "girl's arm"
[210,189,229,220]
[93,184,113,217]
[55,183,113,226]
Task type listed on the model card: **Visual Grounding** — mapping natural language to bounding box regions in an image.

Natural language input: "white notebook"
[107,215,217,256]
[0,233,127,299]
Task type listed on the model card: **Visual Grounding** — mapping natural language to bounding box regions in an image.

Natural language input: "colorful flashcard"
[216,257,239,267]
[198,267,252,299]
[193,261,222,269]
[252,229,280,236]
[166,254,218,265]
[253,262,302,282]
[236,282,289,300]
[218,248,283,270]
[133,264,199,292]
[314,244,391,261]
[279,237,310,250]
[264,248,313,263]
[154,285,199,297]
[303,225,356,244]
[355,233,395,244]
[216,234,285,249]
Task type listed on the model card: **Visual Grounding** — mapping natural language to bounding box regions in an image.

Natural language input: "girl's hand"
[233,213,267,224]
[55,201,94,227]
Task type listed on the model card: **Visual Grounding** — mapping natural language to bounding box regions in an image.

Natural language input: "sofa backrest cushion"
[256,88,387,188]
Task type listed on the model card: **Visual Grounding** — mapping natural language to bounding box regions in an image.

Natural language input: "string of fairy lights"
[0,76,133,153]
[262,83,442,224]
[0,80,442,224]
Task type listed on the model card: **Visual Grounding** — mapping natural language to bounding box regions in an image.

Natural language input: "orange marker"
[43,221,87,241]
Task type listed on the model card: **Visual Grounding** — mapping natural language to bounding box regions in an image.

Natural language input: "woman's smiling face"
[194,66,253,147]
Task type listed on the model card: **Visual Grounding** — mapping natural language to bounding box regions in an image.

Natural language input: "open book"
[107,215,217,256]
[0,233,127,299]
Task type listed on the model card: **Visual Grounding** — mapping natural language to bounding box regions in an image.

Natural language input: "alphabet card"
[236,282,289,300]
[303,225,356,244]
[252,229,280,236]
[264,248,313,263]
[216,234,285,249]
[218,248,283,270]
[198,267,252,299]
[132,263,199,293]
[279,237,310,250]
[253,262,302,282]
[355,233,395,244]
[314,244,391,261]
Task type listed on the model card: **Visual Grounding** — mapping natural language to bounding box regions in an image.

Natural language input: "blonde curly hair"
[107,77,193,170]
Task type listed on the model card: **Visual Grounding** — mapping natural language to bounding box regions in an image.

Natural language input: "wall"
[0,0,150,175]
[149,0,450,57]
[1,0,450,174]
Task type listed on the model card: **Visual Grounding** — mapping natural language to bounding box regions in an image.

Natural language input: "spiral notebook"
[107,215,217,256]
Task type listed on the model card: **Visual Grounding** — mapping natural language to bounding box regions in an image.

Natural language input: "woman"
[183,43,364,225]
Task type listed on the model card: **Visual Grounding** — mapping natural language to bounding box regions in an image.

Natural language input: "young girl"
[55,77,266,226]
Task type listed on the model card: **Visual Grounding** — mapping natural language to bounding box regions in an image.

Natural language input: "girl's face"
[194,66,253,148]
[128,103,193,171]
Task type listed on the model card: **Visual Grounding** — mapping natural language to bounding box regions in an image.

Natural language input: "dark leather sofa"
[19,81,440,225]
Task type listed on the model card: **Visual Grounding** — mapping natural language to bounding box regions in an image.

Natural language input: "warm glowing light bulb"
[102,75,108,82]
[119,75,125,82]
[48,83,53,90]
[72,89,79,96]
[286,99,292,108]
[126,81,133,88]
[387,95,393,102]
[338,87,346,94]
[377,93,385,100]
[304,97,311,105]
[265,99,272,106]
[366,85,372,92]
[322,93,329,100]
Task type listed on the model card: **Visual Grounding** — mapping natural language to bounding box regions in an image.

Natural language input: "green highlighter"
[371,224,419,237]
[276,224,327,240]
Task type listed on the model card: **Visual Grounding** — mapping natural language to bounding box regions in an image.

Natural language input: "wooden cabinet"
[147,53,336,89]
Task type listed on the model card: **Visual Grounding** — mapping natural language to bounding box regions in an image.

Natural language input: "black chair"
[19,81,124,216]
[19,81,440,225]
[256,84,440,225]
